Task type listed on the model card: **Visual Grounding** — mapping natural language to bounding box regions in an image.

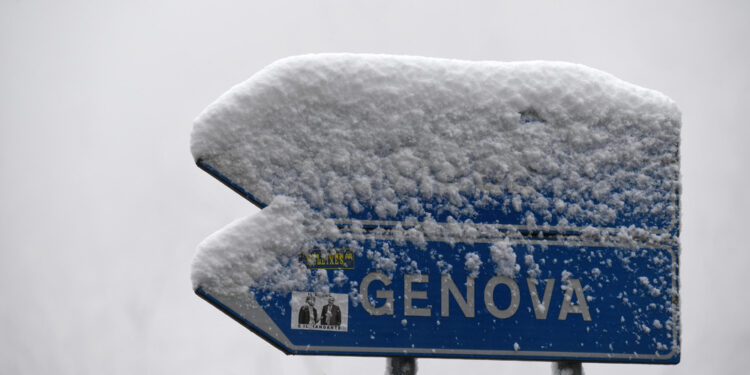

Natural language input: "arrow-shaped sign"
[191,54,680,364]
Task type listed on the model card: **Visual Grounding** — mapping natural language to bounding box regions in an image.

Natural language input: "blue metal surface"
[195,161,680,364]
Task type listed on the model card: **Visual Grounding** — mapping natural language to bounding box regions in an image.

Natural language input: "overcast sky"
[2,1,749,374]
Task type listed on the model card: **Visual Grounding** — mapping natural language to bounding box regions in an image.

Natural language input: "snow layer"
[191,54,680,293]
[192,53,680,229]
[191,196,338,293]
[490,239,519,277]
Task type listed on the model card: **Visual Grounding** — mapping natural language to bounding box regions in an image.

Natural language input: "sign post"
[387,357,417,375]
[553,361,583,375]
[191,54,681,371]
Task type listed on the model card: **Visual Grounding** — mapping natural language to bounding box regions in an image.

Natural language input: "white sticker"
[291,291,349,332]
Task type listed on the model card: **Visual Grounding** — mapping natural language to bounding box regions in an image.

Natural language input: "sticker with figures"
[290,291,349,332]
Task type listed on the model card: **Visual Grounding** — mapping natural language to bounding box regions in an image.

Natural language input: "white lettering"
[404,274,431,317]
[558,279,592,321]
[484,275,520,319]
[441,274,475,318]
[360,272,394,316]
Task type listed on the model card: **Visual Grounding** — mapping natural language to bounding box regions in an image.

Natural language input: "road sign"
[192,54,680,364]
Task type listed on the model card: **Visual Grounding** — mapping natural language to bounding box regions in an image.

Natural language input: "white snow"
[190,196,338,293]
[333,270,348,286]
[490,238,520,277]
[190,53,680,294]
[591,267,601,278]
[561,270,573,284]
[638,276,662,297]
[366,243,398,275]
[525,254,541,279]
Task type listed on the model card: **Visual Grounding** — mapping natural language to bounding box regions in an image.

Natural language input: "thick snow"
[190,54,680,294]
[191,196,338,293]
[192,54,679,224]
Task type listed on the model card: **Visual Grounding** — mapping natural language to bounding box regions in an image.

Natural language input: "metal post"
[386,357,417,375]
[553,361,583,375]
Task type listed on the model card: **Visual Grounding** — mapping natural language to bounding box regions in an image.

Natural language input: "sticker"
[299,248,355,269]
[290,291,349,332]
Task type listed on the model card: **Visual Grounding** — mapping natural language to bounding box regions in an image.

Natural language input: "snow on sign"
[191,54,680,364]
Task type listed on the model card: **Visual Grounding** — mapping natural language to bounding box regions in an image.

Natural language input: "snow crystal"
[436,259,453,274]
[638,276,662,297]
[464,252,483,278]
[192,54,680,229]
[312,269,330,293]
[591,267,601,278]
[525,254,541,280]
[561,270,573,284]
[490,238,519,277]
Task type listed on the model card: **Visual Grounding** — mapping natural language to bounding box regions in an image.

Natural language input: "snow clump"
[190,54,681,294]
[192,54,681,230]
[490,239,520,277]
[191,196,338,294]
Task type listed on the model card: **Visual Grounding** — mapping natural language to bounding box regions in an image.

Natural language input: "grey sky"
[1,1,748,374]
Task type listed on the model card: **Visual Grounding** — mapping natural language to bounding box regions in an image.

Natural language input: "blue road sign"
[192,55,680,364]
[195,161,680,364]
